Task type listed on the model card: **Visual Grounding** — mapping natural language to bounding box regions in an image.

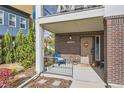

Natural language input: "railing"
[43,5,104,17]
[44,55,80,76]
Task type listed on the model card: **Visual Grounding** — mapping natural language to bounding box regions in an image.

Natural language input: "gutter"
[17,73,41,88]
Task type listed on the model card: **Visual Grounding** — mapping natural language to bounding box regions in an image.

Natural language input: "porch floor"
[73,64,105,84]
[70,80,105,88]
[42,65,105,88]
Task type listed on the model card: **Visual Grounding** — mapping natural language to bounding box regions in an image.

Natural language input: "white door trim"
[95,35,101,61]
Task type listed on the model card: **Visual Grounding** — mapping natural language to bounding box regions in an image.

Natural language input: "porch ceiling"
[42,17,104,33]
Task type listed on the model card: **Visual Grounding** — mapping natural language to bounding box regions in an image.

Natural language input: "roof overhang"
[38,8,104,33]
[42,16,104,33]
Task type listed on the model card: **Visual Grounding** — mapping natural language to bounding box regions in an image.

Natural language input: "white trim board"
[38,8,104,24]
[8,13,16,28]
[0,10,4,25]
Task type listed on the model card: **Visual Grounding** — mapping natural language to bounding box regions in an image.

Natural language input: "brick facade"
[105,15,124,85]
[55,31,104,62]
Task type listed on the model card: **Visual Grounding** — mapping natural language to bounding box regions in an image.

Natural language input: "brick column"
[105,15,124,85]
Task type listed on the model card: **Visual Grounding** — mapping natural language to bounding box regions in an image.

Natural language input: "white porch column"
[35,5,44,74]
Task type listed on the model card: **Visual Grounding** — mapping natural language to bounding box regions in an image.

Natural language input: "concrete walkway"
[70,80,105,88]
[42,71,106,88]
[71,64,106,88]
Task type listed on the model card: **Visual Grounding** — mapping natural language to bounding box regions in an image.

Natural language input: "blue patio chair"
[53,53,66,66]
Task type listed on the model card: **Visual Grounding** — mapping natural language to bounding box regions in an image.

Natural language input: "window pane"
[95,36,100,60]
[20,17,26,29]
[9,14,16,27]
[9,15,15,21]
[0,19,2,24]
[0,10,3,24]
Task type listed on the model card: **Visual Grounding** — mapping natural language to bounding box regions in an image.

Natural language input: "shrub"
[14,31,24,63]
[15,31,24,46]
[11,67,17,74]
[5,51,12,64]
[3,32,13,63]
[16,28,35,68]
[20,60,33,69]
[0,48,2,64]
[0,68,14,88]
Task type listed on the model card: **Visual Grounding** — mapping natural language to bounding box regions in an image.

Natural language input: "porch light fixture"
[69,35,72,40]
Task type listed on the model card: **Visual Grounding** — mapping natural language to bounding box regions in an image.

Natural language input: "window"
[95,36,100,61]
[8,13,16,27]
[20,17,26,29]
[0,10,4,25]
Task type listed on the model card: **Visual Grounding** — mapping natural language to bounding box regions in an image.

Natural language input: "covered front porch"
[34,5,106,87]
[38,15,105,82]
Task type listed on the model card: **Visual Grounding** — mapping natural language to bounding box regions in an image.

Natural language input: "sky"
[32,5,57,19]
[33,5,57,37]
[44,5,57,16]
[43,5,57,37]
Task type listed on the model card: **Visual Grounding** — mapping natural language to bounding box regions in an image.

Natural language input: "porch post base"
[108,83,124,88]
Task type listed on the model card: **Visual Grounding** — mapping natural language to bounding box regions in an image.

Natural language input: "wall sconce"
[69,35,72,40]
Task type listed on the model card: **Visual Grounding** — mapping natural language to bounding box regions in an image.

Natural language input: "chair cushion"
[58,58,64,61]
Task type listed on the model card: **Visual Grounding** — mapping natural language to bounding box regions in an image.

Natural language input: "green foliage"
[5,51,12,64]
[44,31,55,56]
[20,60,32,69]
[0,28,35,69]
[3,32,12,48]
[3,32,13,63]
[24,28,35,62]
[14,28,35,68]
[15,31,24,46]
[0,48,2,64]
[14,31,24,63]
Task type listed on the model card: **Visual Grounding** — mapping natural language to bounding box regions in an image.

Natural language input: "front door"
[81,37,93,64]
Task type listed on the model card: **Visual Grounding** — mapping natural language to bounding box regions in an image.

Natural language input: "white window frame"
[20,17,26,29]
[8,13,16,27]
[95,35,101,61]
[0,10,4,25]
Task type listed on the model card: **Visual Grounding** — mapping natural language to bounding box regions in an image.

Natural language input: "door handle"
[91,49,94,54]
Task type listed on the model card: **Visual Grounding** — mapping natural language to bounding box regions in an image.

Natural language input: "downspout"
[17,73,41,88]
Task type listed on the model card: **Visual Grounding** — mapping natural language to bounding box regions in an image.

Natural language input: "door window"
[95,36,100,61]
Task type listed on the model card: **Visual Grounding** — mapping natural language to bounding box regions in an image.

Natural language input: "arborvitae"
[5,51,12,64]
[15,28,35,68]
[0,48,2,64]
[14,31,24,63]
[3,32,13,64]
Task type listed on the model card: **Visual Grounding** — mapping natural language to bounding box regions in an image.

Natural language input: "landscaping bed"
[0,63,72,88]
[25,76,72,88]
[0,63,35,88]
[11,66,35,87]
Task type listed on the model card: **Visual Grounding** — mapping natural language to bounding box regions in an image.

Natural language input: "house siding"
[0,6,29,37]
[105,15,124,85]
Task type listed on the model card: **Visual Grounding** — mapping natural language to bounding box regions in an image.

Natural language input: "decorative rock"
[38,79,47,84]
[52,80,61,86]
[17,74,26,78]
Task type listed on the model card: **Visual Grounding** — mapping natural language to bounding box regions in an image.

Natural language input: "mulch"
[11,66,36,88]
[10,66,72,88]
[25,76,72,88]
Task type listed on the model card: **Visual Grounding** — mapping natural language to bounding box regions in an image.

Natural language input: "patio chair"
[53,53,66,66]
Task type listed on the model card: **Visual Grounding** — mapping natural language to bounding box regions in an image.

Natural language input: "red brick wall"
[55,31,104,61]
[105,15,124,85]
[55,34,80,55]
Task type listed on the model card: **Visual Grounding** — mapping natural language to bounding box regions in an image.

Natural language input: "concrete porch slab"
[41,73,106,88]
[70,80,105,88]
